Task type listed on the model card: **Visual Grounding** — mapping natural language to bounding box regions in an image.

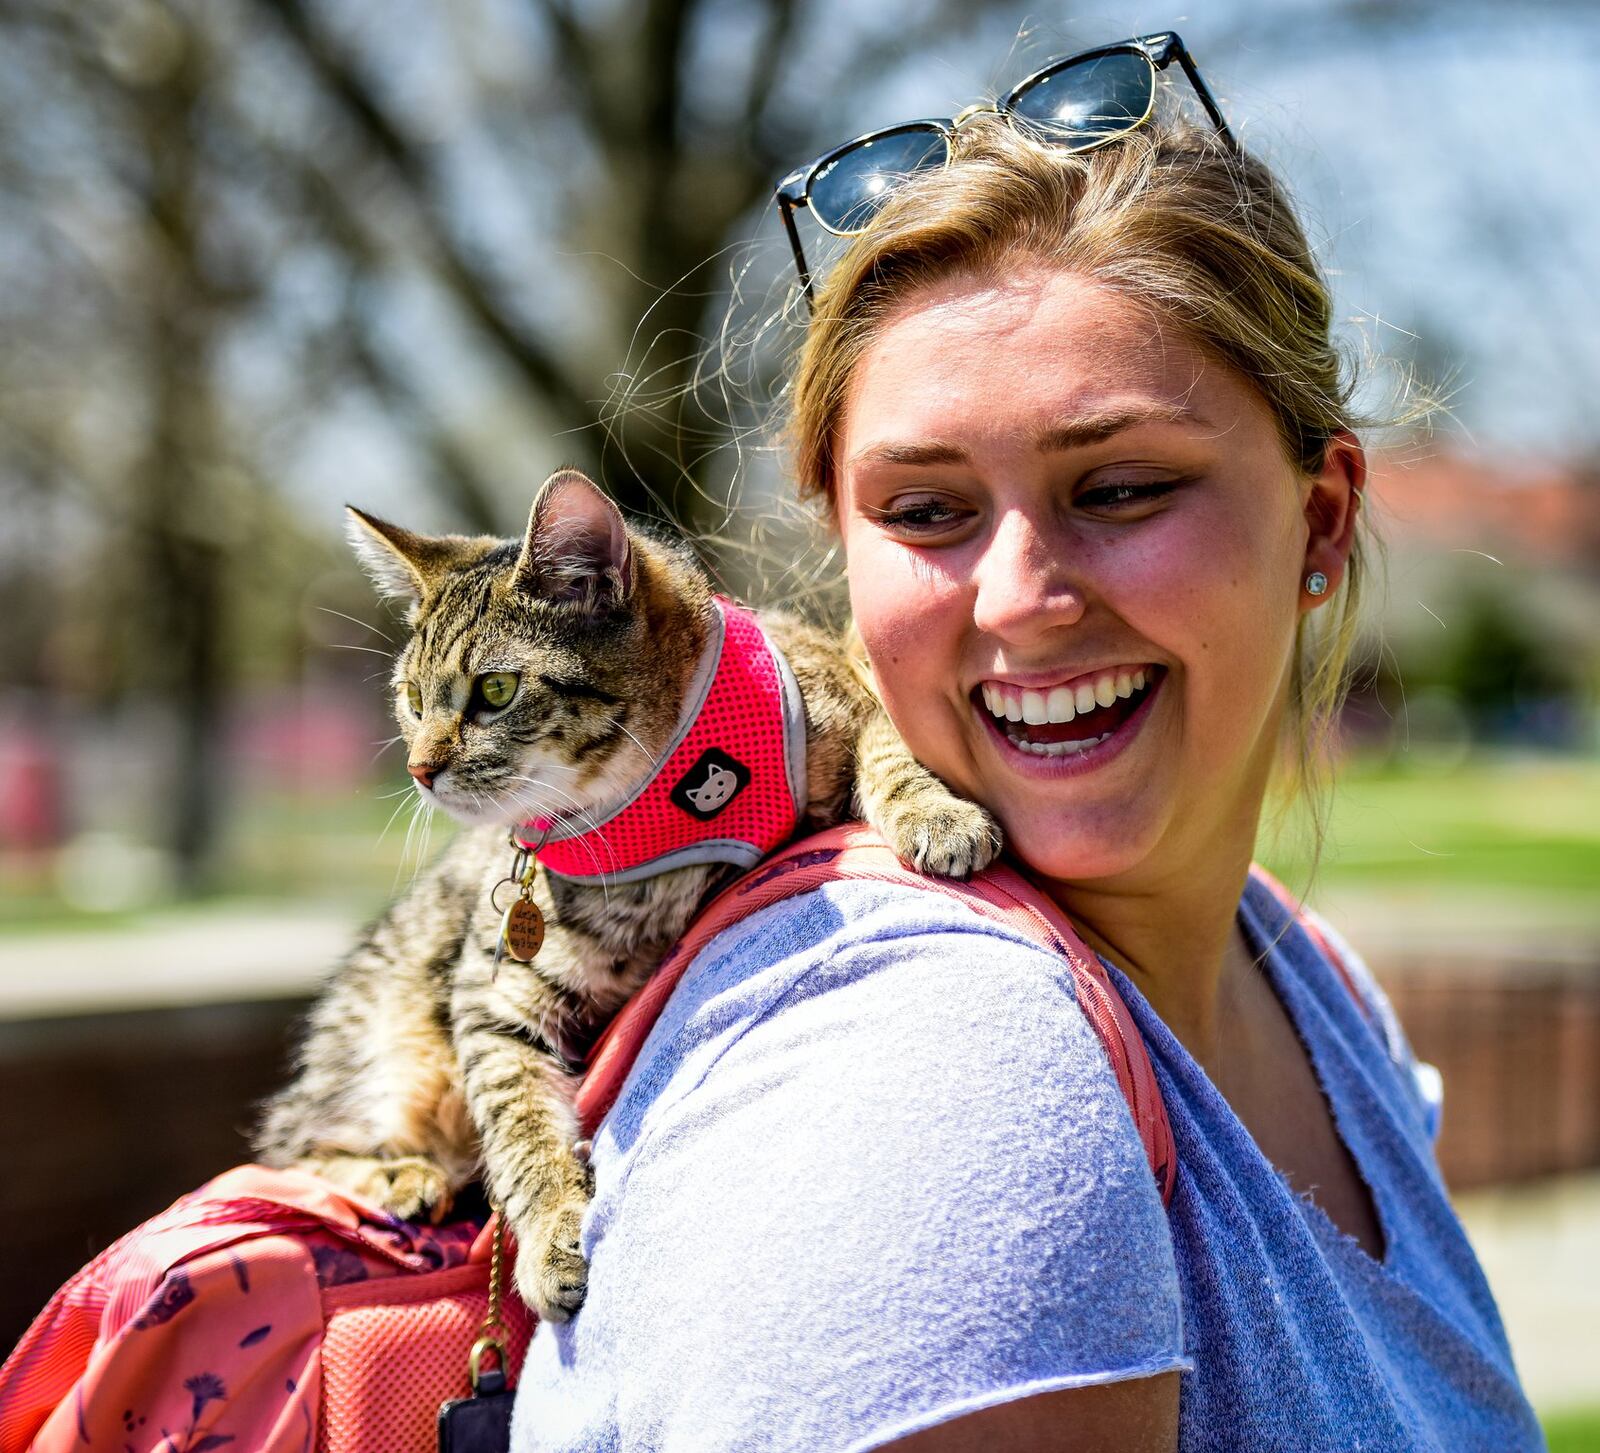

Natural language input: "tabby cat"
[255,468,1000,1319]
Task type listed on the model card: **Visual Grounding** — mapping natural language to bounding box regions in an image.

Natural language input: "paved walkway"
[0,903,355,1017]
[1311,882,1600,971]
[1455,1173,1600,1413]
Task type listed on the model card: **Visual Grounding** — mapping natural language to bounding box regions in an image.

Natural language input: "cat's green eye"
[477,672,519,710]
[403,682,422,718]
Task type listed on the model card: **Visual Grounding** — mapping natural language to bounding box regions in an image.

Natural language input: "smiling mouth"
[973,665,1162,758]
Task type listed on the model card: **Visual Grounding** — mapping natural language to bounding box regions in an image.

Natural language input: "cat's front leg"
[253,886,478,1223]
[454,998,594,1321]
[283,1151,457,1222]
[854,708,1003,878]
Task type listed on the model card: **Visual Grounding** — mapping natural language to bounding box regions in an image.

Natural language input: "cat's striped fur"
[255,469,999,1318]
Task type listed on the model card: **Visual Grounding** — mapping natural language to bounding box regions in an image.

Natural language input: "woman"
[510,36,1541,1453]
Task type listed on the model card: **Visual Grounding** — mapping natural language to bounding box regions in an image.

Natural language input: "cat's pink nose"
[408,761,444,789]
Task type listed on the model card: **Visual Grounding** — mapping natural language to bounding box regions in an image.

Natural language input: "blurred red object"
[0,726,63,852]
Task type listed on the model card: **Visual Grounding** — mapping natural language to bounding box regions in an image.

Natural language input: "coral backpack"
[1,824,1360,1452]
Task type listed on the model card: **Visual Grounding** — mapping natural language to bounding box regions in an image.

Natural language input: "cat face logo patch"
[670,747,751,822]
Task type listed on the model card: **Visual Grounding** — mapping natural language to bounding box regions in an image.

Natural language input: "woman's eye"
[872,498,969,534]
[476,672,520,710]
[403,682,423,718]
[1077,478,1183,513]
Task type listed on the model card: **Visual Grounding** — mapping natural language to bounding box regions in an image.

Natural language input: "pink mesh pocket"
[318,1265,534,1453]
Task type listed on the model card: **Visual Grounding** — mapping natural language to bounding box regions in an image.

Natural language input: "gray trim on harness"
[769,633,809,820]
[541,836,767,886]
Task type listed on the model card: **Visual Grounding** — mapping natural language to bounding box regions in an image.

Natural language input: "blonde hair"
[786,117,1377,826]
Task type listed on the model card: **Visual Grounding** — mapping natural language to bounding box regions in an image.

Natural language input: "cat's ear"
[345,507,463,603]
[515,469,633,609]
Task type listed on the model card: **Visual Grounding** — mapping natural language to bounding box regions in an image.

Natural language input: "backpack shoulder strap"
[576,823,1176,1206]
[1247,864,1374,1025]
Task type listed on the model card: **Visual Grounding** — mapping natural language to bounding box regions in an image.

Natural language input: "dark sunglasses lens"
[1009,50,1155,147]
[809,127,950,233]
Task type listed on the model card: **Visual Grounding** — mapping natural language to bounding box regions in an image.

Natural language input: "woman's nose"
[970,509,1086,643]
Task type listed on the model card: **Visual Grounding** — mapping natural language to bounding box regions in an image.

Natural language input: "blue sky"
[814,2,1600,458]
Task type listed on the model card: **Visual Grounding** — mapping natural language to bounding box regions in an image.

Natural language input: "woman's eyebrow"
[1036,402,1209,450]
[848,440,969,468]
[848,403,1211,469]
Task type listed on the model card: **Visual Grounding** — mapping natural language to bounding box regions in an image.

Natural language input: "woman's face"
[836,265,1346,890]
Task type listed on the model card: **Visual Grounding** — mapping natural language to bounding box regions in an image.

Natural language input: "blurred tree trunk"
[123,10,230,890]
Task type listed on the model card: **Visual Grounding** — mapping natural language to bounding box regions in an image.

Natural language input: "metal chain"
[468,1210,510,1391]
[486,1210,505,1332]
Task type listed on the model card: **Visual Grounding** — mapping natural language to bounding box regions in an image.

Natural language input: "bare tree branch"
[526,0,602,119]
[741,0,799,146]
[257,0,599,438]
[346,324,506,531]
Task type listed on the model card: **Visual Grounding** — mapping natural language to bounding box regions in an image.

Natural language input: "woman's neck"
[1042,836,1259,1064]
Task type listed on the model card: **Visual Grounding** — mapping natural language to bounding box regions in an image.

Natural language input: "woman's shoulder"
[632,878,1090,1102]
[545,879,1186,1453]
[688,874,1073,991]
[602,876,1169,1225]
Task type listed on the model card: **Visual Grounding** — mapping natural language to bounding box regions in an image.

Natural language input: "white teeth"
[1007,730,1114,757]
[980,668,1156,725]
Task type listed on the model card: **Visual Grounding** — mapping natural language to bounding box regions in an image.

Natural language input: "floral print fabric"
[0,1166,516,1453]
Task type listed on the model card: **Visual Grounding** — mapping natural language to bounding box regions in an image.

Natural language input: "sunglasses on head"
[775,31,1235,305]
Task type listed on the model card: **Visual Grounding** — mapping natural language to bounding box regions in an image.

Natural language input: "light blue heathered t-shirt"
[509,878,1541,1452]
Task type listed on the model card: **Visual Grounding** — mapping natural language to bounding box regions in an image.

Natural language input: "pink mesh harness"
[514,597,807,883]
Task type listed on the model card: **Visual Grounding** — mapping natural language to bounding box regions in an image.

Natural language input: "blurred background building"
[1,0,1597,1441]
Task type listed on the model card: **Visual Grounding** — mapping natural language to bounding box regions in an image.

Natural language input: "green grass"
[5,753,1598,932]
[1545,1406,1600,1453]
[1257,754,1600,900]
[217,780,460,900]
[0,779,457,931]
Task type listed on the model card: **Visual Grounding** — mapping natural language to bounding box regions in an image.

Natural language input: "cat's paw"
[883,795,1003,879]
[294,1153,455,1224]
[513,1194,590,1322]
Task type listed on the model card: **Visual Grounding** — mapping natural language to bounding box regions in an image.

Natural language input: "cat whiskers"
[504,777,620,900]
[414,800,435,887]
[370,734,407,768]
[375,786,420,847]
[511,792,617,890]
[602,715,666,779]
[317,605,395,644]
[393,791,436,893]
[507,779,611,850]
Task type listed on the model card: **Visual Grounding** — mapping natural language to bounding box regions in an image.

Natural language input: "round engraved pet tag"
[500,897,545,962]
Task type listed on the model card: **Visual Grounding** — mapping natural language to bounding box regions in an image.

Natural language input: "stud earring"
[1305,571,1329,597]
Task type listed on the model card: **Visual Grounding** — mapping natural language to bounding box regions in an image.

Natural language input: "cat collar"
[513,597,807,884]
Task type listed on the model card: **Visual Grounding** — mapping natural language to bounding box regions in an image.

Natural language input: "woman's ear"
[1300,430,1367,609]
